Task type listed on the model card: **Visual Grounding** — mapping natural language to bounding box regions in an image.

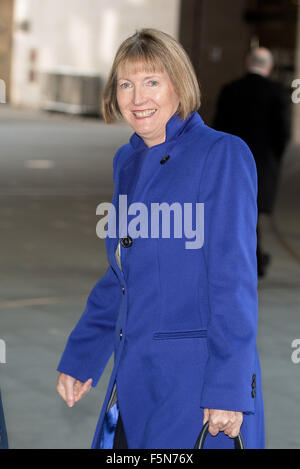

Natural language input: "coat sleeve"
[57,148,123,387]
[199,134,258,413]
[56,266,122,387]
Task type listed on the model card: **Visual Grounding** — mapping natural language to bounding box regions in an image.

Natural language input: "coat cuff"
[57,359,98,388]
[200,377,256,414]
[56,342,111,388]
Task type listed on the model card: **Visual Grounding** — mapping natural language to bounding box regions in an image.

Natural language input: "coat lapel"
[122,112,204,207]
[106,112,205,265]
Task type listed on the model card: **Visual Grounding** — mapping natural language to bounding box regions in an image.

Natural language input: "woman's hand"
[203,408,243,438]
[56,373,93,408]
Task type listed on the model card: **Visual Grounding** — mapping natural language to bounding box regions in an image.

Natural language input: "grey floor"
[0,106,299,449]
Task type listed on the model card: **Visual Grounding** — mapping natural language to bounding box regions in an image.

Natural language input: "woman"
[56,29,265,449]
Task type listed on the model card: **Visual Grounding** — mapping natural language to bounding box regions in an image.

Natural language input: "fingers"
[56,373,93,408]
[203,408,209,425]
[206,409,227,436]
[208,416,223,437]
[74,378,93,403]
[224,413,243,439]
[56,373,75,407]
[206,409,243,438]
[64,375,76,408]
[224,424,239,439]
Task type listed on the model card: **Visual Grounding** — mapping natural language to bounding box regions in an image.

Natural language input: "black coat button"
[160,155,170,165]
[121,286,125,295]
[121,236,133,248]
[120,329,123,340]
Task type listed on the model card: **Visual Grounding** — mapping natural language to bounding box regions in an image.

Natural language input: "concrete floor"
[0,105,299,449]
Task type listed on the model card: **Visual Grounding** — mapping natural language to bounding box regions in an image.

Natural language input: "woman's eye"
[120,82,131,89]
[148,80,159,86]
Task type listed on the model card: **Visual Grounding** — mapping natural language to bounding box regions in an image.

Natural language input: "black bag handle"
[194,422,245,449]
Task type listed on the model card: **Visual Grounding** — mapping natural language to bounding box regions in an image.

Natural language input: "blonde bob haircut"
[102,28,201,123]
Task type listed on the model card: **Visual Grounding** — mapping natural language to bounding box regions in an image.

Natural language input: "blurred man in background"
[0,391,8,449]
[213,47,291,277]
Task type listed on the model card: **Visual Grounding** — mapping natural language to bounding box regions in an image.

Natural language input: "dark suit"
[213,72,291,214]
[0,391,8,449]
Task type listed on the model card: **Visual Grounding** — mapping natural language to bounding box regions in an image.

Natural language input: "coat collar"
[129,111,204,151]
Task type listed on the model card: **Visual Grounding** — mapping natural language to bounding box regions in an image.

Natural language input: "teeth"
[133,109,157,117]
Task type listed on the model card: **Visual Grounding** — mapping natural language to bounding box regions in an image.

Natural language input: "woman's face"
[116,64,180,148]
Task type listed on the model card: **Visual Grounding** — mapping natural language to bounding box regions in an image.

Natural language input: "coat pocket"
[152,329,207,340]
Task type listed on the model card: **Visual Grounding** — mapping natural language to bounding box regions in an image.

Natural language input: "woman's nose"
[132,86,146,106]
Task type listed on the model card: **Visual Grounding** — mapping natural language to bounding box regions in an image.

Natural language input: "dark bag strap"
[194,422,245,449]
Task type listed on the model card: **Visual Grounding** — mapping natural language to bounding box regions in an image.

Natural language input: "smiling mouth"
[132,109,157,119]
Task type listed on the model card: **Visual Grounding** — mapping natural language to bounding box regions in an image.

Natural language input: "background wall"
[0,0,14,101]
[180,0,252,125]
[6,0,300,142]
[10,0,180,108]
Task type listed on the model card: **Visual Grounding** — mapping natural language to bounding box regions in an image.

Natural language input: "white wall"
[11,0,180,107]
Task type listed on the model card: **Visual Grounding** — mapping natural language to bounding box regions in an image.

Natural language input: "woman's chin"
[132,122,157,137]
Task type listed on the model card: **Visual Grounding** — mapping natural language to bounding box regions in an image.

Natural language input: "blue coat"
[57,112,265,449]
